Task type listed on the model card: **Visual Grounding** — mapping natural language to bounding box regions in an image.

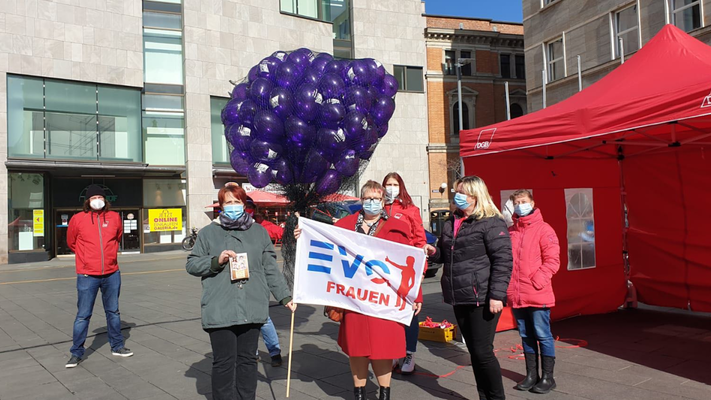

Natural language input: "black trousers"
[454,305,505,400]
[208,324,261,400]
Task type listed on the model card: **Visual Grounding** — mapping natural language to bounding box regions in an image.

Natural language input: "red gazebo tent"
[459,25,711,329]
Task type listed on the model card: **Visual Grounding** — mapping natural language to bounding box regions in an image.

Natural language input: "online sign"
[293,218,426,324]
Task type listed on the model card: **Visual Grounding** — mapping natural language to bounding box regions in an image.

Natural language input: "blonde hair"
[360,180,385,199]
[455,175,502,219]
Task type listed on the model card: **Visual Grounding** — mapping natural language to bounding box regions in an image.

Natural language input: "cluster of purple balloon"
[221,48,398,194]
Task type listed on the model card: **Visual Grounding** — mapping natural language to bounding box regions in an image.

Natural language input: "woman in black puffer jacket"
[425,175,513,400]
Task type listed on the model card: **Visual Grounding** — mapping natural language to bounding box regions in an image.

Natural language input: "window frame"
[565,188,596,271]
[611,3,641,59]
[545,35,566,82]
[393,65,424,93]
[670,0,704,32]
[500,53,511,79]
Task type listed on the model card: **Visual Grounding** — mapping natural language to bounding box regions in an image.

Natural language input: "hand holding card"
[230,253,250,281]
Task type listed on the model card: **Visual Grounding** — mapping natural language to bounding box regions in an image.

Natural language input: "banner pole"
[286,307,296,397]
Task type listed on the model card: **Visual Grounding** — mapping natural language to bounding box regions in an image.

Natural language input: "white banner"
[293,217,426,325]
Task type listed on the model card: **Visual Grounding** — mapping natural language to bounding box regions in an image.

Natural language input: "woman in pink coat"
[507,189,560,395]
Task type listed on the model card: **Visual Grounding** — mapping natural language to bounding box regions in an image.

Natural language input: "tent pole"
[664,0,670,24]
[505,81,511,120]
[542,70,547,109]
[619,38,625,64]
[577,55,582,92]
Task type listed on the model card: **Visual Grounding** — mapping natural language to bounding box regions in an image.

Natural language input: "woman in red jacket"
[382,172,426,375]
[507,189,560,394]
[295,180,421,400]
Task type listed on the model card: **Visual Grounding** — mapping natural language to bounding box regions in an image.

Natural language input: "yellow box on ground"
[418,322,458,343]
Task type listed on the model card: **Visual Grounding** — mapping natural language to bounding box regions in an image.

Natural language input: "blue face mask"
[514,203,533,217]
[223,204,244,220]
[362,199,383,215]
[453,192,472,210]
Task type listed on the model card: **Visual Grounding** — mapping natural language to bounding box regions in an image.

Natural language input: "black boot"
[378,386,390,400]
[531,355,556,394]
[515,352,539,391]
[354,386,365,400]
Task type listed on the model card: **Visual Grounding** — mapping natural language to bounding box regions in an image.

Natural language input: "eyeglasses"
[362,197,382,201]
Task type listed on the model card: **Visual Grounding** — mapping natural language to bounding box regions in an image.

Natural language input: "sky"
[424,0,523,23]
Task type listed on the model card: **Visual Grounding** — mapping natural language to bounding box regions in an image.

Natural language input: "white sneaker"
[400,352,415,375]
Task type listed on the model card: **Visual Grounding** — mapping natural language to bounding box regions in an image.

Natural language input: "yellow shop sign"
[148,209,182,232]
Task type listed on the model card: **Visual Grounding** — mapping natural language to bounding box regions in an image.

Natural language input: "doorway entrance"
[53,208,142,256]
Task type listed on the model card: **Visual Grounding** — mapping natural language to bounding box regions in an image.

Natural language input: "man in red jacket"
[65,184,132,368]
[507,189,560,394]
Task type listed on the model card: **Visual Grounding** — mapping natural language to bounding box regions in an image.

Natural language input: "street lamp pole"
[455,58,471,177]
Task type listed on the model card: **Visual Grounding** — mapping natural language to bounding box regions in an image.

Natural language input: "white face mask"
[90,198,105,210]
[385,186,399,202]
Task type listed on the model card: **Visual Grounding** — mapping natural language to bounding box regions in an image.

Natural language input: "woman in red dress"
[296,180,420,400]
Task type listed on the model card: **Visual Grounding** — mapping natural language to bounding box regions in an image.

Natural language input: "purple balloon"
[311,53,334,74]
[372,95,396,126]
[316,127,347,161]
[225,124,253,152]
[285,116,316,148]
[221,98,242,125]
[324,60,343,75]
[319,73,346,99]
[315,170,341,196]
[237,99,258,126]
[365,58,386,85]
[354,125,378,154]
[276,61,303,92]
[231,82,250,101]
[270,158,293,185]
[375,121,389,138]
[294,83,321,122]
[335,149,359,177]
[345,60,371,86]
[271,50,289,62]
[268,86,295,120]
[379,74,399,97]
[287,50,311,72]
[253,110,284,141]
[248,66,259,83]
[302,149,330,183]
[258,56,282,81]
[250,140,283,164]
[301,68,322,86]
[250,77,274,106]
[248,163,272,188]
[230,149,252,175]
[319,99,346,129]
[344,86,372,114]
[342,111,368,144]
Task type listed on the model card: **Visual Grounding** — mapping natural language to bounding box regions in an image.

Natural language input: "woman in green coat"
[186,183,295,400]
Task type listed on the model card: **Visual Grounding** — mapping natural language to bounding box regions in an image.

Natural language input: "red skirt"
[337,311,406,360]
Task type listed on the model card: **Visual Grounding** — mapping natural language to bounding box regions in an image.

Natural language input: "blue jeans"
[70,271,125,358]
[512,307,555,357]
[405,312,419,353]
[260,316,281,357]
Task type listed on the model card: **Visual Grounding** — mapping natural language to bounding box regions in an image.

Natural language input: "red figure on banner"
[385,256,417,311]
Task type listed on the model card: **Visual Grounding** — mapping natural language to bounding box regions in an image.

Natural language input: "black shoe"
[531,355,556,394]
[271,354,282,367]
[354,386,365,400]
[515,352,539,391]
[111,348,133,357]
[378,386,390,400]
[65,355,81,368]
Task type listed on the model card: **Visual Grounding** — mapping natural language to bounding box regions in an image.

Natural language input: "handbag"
[323,306,345,322]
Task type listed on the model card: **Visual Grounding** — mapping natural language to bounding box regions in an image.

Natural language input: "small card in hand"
[229,253,249,281]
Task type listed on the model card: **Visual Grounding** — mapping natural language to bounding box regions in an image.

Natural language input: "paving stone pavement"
[1,250,710,399]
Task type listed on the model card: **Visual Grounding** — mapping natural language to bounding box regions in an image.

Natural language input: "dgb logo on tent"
[475,128,496,150]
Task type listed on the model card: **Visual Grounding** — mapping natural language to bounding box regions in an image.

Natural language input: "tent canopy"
[461,24,711,160]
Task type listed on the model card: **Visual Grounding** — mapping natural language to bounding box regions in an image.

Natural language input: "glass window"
[143,112,185,165]
[672,0,701,32]
[565,188,596,270]
[394,65,424,93]
[544,0,557,5]
[7,75,45,158]
[515,55,525,79]
[460,51,472,76]
[143,94,184,111]
[453,101,469,135]
[280,0,318,18]
[444,50,455,75]
[500,54,511,78]
[211,97,230,164]
[546,37,565,82]
[615,5,639,57]
[510,103,524,119]
[8,172,46,252]
[142,179,187,245]
[98,86,142,162]
[143,29,184,85]
[143,11,182,30]
[45,80,97,160]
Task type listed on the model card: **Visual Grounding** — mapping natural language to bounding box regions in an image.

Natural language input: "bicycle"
[182,227,198,251]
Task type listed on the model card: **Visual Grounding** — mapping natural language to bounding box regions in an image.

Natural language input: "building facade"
[524,0,711,111]
[424,15,525,216]
[1,0,429,263]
